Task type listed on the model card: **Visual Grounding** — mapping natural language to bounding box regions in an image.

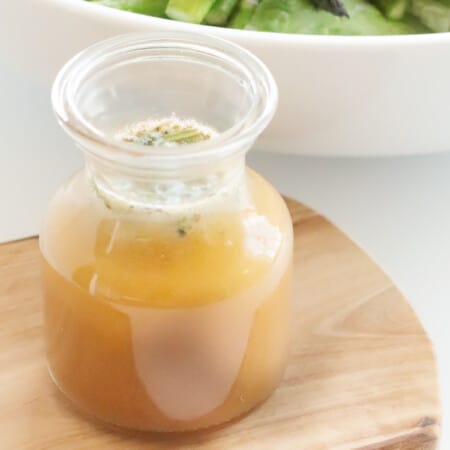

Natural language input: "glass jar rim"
[52,32,278,169]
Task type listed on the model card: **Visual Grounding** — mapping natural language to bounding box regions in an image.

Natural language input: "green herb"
[177,217,190,237]
[163,128,211,144]
[117,117,215,147]
[177,214,202,237]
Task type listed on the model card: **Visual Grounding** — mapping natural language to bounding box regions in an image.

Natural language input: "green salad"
[86,0,450,34]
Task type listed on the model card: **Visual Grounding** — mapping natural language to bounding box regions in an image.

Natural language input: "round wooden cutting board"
[0,199,440,450]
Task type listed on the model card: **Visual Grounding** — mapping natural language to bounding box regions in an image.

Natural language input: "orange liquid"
[41,169,292,431]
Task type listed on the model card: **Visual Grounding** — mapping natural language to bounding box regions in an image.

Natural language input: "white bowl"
[1,0,450,156]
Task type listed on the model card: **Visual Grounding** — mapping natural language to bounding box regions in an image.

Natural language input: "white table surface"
[250,151,450,450]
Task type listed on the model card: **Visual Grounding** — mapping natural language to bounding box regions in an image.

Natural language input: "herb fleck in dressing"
[115,116,217,147]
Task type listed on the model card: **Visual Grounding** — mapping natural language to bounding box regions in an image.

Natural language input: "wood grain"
[0,200,440,450]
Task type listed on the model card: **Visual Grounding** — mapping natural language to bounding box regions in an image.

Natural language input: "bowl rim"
[48,0,450,47]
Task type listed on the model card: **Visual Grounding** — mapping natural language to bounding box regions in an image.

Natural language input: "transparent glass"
[41,32,293,432]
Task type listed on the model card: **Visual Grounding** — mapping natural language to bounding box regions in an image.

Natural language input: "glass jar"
[40,32,293,432]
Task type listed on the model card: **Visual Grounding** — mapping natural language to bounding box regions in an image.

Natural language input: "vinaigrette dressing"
[41,167,292,430]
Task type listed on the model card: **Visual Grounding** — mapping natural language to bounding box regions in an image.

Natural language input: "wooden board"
[0,199,440,450]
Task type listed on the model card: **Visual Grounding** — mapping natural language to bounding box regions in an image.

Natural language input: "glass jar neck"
[85,150,248,212]
[52,32,278,212]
